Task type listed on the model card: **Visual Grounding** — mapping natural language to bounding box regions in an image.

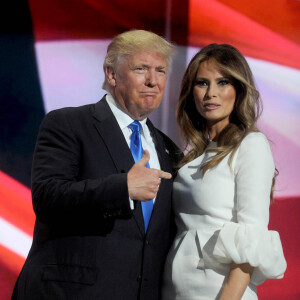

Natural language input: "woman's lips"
[204,103,220,110]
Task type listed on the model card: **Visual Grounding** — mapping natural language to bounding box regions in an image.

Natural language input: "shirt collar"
[106,93,147,132]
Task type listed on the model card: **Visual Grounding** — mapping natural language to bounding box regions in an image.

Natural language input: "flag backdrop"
[1,0,300,298]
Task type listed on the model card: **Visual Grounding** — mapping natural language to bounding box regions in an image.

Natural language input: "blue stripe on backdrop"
[0,0,45,187]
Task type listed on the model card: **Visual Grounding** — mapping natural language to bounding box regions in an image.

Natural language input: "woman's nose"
[205,83,217,99]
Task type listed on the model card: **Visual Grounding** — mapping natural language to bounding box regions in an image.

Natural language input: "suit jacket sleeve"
[31,108,132,224]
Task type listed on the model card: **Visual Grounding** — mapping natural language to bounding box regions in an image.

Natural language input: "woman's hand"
[219,262,254,300]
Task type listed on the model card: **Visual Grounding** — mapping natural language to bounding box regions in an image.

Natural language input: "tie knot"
[129,120,142,133]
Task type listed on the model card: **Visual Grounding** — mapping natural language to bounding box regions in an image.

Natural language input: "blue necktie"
[129,121,153,232]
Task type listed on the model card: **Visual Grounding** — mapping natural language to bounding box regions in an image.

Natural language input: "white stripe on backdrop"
[35,41,300,197]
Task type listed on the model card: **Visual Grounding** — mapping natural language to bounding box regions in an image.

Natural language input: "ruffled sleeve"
[213,132,287,285]
[213,222,287,285]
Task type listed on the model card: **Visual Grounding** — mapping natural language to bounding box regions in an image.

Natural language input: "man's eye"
[134,67,146,72]
[157,69,166,74]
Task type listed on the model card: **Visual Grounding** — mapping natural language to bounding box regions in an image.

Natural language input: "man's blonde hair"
[102,30,175,90]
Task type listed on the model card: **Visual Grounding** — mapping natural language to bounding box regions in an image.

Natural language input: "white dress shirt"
[106,93,161,207]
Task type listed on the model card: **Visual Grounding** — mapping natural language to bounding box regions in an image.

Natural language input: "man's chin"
[133,107,158,120]
[143,96,163,108]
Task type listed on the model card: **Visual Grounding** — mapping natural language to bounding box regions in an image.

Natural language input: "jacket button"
[145,240,149,245]
[137,275,142,281]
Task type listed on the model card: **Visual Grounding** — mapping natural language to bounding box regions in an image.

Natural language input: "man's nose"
[145,70,157,86]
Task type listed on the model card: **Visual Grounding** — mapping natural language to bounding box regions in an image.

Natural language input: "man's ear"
[105,67,116,87]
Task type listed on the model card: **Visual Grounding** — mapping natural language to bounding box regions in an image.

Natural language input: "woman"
[162,44,286,300]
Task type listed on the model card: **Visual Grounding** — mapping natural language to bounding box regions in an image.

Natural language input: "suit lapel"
[92,98,133,173]
[92,97,145,235]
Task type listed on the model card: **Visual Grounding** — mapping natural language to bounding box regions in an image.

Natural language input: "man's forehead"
[127,51,167,66]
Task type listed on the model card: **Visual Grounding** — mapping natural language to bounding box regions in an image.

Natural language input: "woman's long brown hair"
[177,44,277,201]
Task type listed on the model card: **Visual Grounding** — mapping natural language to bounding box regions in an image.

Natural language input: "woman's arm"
[219,262,254,300]
[213,133,286,292]
[219,133,269,300]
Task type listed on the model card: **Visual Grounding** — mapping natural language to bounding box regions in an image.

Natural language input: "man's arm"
[32,109,132,223]
[32,110,171,224]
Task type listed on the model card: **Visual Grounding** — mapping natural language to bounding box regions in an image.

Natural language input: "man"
[12,30,181,300]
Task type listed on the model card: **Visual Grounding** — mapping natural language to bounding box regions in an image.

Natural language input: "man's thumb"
[139,149,150,166]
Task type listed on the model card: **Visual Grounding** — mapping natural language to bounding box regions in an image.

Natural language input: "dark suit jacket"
[12,97,181,300]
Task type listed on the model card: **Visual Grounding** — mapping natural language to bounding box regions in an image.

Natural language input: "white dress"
[162,132,287,300]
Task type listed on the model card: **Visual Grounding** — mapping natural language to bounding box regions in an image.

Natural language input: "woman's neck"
[206,120,229,141]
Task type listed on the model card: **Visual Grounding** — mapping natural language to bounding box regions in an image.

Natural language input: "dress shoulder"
[234,131,275,176]
[240,131,271,146]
